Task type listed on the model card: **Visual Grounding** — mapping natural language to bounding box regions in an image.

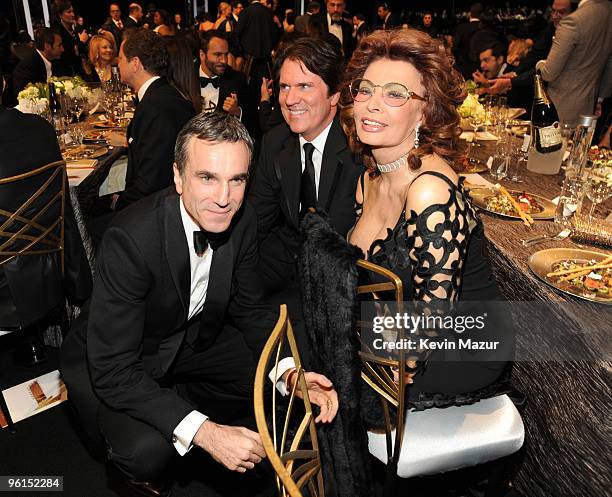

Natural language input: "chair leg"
[383,460,398,497]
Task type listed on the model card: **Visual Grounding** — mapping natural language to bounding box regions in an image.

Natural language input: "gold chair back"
[355,259,406,478]
[254,304,324,497]
[0,160,66,274]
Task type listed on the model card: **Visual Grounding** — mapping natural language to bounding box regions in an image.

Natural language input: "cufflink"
[172,435,177,443]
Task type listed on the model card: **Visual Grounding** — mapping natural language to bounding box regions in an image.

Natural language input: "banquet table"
[466,138,611,497]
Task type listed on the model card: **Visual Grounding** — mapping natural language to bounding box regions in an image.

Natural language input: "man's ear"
[173,163,183,195]
[330,91,341,107]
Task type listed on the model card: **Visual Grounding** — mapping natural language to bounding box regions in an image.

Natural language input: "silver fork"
[522,228,572,247]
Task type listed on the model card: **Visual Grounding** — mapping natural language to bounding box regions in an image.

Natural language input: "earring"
[414,123,420,149]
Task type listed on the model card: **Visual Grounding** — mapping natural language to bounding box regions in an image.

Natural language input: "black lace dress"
[356,170,513,411]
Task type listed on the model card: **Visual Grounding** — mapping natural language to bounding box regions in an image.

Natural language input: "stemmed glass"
[584,169,612,221]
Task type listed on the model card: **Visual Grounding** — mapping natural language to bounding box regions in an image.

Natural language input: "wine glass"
[584,169,612,221]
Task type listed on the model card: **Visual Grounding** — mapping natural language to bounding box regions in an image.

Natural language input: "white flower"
[18,86,40,100]
[63,80,74,92]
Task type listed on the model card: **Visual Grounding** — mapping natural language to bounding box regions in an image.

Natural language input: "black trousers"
[62,323,270,493]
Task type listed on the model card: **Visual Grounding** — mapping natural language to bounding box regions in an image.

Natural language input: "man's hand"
[486,78,512,95]
[223,92,240,116]
[108,130,128,147]
[193,420,266,473]
[472,70,489,86]
[260,77,272,103]
[286,371,339,423]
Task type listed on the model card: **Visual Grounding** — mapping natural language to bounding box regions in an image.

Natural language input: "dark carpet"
[0,338,526,497]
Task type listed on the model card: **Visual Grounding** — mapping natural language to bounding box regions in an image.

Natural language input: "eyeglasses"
[349,78,427,107]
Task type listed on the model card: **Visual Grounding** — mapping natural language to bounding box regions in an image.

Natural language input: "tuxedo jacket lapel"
[318,118,346,211]
[164,193,190,318]
[276,136,302,227]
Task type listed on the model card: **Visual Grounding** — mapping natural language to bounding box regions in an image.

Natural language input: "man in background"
[12,28,63,99]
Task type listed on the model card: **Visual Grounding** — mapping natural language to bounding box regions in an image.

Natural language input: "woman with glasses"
[341,28,512,409]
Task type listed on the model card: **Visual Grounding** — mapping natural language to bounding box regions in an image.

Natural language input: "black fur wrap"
[298,210,375,497]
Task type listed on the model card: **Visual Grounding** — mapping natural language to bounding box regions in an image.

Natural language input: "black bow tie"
[331,19,343,25]
[193,230,222,256]
[200,76,220,89]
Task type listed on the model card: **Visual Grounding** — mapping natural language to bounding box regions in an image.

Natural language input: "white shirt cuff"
[173,410,208,456]
[268,357,296,396]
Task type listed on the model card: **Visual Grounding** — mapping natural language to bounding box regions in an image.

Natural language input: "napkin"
[66,159,98,169]
[551,196,577,217]
[459,131,499,141]
[460,173,495,188]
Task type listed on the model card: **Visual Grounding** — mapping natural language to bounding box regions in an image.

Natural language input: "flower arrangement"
[17,77,96,115]
[458,92,485,121]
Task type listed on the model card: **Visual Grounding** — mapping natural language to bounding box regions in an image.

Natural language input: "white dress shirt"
[327,13,343,46]
[199,66,220,113]
[137,75,161,101]
[298,119,334,198]
[36,50,52,80]
[172,197,214,456]
[199,66,242,119]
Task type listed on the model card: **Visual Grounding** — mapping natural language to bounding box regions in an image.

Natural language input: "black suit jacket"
[313,13,354,59]
[12,49,47,98]
[382,13,402,30]
[101,18,124,49]
[453,20,480,78]
[249,117,363,279]
[0,106,92,328]
[117,78,196,211]
[235,2,279,58]
[61,188,277,439]
[124,16,142,29]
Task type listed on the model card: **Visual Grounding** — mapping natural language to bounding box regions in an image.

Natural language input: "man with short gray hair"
[62,112,337,495]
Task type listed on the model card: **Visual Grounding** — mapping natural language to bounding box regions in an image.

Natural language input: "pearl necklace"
[376,153,409,173]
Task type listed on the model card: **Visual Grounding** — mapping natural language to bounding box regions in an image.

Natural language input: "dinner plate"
[469,187,556,220]
[62,145,108,161]
[84,130,108,141]
[508,108,527,120]
[94,117,130,129]
[528,248,612,304]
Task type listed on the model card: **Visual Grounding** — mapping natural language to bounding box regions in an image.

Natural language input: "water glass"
[489,154,509,180]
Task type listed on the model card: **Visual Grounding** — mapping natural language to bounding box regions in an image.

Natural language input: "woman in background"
[82,34,115,82]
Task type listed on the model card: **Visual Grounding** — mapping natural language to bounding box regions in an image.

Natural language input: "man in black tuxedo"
[101,3,125,49]
[198,30,254,135]
[453,2,483,79]
[235,0,278,61]
[87,29,196,244]
[376,2,402,30]
[12,27,64,99]
[249,36,363,302]
[61,112,337,494]
[312,0,354,59]
[125,3,144,29]
[0,69,91,331]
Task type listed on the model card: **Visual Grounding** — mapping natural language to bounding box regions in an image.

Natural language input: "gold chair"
[0,160,67,367]
[355,259,406,495]
[253,304,324,497]
[0,160,66,276]
[356,260,524,494]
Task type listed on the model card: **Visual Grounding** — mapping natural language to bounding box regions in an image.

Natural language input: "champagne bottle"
[48,82,61,117]
[531,71,562,153]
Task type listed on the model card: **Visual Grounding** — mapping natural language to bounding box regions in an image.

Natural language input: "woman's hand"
[286,370,339,423]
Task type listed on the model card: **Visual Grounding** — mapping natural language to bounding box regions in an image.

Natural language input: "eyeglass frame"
[348,78,428,106]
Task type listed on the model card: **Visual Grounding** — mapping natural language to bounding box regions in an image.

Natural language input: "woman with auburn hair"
[83,34,116,82]
[342,28,512,408]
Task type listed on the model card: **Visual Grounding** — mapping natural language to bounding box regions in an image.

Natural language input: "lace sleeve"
[405,173,475,303]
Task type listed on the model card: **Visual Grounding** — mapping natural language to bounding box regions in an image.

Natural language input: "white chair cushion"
[368,394,524,478]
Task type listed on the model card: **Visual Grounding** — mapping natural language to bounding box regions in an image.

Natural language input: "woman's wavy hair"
[340,28,467,176]
[88,34,116,66]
